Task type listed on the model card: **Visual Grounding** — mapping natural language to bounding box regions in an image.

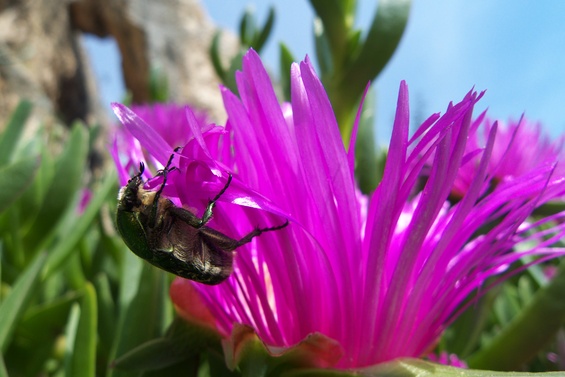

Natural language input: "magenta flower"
[111,50,565,369]
[451,115,565,198]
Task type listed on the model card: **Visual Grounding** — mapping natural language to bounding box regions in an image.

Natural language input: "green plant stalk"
[0,251,47,352]
[468,259,565,370]
[309,0,352,69]
[65,283,97,377]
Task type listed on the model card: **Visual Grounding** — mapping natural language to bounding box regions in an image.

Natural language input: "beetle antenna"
[128,162,145,184]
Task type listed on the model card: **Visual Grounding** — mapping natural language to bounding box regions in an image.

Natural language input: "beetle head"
[117,162,146,211]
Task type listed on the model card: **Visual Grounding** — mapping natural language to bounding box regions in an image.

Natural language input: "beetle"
[116,154,288,284]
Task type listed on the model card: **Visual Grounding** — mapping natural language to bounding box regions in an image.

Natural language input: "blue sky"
[85,1,565,143]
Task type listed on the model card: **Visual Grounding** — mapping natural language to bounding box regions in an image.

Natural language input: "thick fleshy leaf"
[26,123,88,250]
[309,0,351,66]
[113,338,188,372]
[16,292,80,345]
[94,274,117,356]
[0,100,32,166]
[353,85,379,192]
[0,251,47,352]
[0,356,7,377]
[468,258,565,370]
[65,283,97,377]
[108,259,170,377]
[0,156,40,214]
[210,31,227,82]
[42,170,117,278]
[339,0,411,100]
[253,6,275,52]
[279,42,296,101]
[113,317,222,372]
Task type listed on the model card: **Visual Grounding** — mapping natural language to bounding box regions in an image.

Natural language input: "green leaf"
[238,5,275,52]
[63,303,81,376]
[279,42,296,101]
[0,251,47,352]
[210,31,227,82]
[94,274,117,354]
[340,0,411,97]
[2,287,80,376]
[354,86,379,193]
[468,259,565,370]
[108,257,170,377]
[61,251,85,292]
[253,6,275,52]
[18,291,80,344]
[0,355,7,377]
[309,0,351,67]
[141,357,200,377]
[149,67,169,103]
[0,100,32,166]
[239,7,255,46]
[113,337,189,371]
[533,201,565,218]
[66,283,97,377]
[115,315,223,371]
[41,170,116,278]
[0,156,40,214]
[14,142,54,230]
[493,283,520,326]
[335,0,411,135]
[206,351,240,377]
[443,289,498,358]
[26,123,88,249]
[313,17,334,78]
[224,49,245,95]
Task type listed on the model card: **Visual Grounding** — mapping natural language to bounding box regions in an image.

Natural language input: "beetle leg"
[197,220,289,252]
[233,220,289,248]
[149,153,177,228]
[152,153,177,204]
[166,173,233,228]
[167,206,206,228]
[201,174,233,225]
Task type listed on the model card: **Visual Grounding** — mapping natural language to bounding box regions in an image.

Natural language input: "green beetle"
[116,154,288,285]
